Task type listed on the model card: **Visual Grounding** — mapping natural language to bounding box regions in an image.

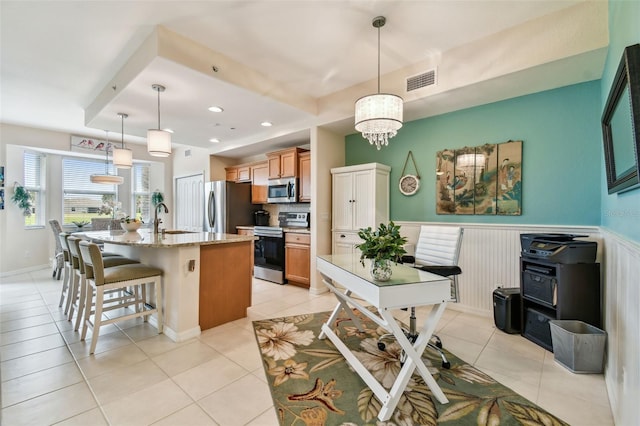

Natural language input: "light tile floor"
[1,268,614,425]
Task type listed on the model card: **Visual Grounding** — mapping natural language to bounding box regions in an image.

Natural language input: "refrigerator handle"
[208,190,216,229]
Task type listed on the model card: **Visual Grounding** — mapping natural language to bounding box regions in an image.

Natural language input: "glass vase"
[370,258,392,281]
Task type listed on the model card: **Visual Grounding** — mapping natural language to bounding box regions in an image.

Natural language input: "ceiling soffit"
[84,1,608,156]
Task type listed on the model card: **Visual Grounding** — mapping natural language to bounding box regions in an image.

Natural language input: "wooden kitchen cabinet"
[285,232,310,288]
[251,162,269,204]
[267,147,305,179]
[298,151,311,202]
[225,165,252,182]
[236,166,251,182]
[225,167,238,182]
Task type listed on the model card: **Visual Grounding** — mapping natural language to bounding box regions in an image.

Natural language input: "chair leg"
[67,271,80,321]
[89,287,105,355]
[58,264,69,308]
[155,278,163,334]
[64,270,77,317]
[80,285,93,341]
[74,275,86,331]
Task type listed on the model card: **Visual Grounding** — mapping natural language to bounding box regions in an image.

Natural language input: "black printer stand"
[520,258,601,351]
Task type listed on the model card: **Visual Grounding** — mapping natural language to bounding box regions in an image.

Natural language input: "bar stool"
[57,232,73,314]
[66,235,138,331]
[79,240,163,354]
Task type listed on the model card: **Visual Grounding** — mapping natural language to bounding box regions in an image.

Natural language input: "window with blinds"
[23,151,45,227]
[62,157,118,225]
[132,163,151,222]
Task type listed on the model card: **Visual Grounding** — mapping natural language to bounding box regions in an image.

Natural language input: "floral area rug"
[253,308,569,426]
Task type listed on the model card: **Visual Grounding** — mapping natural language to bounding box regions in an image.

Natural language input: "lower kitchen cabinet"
[285,232,310,288]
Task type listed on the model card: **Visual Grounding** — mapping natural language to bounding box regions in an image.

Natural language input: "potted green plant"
[151,190,164,207]
[356,221,407,281]
[11,183,33,216]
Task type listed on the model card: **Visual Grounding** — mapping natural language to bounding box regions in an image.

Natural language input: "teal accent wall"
[346,81,602,225]
[600,0,640,243]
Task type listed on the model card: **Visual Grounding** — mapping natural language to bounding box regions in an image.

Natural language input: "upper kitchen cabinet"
[225,167,238,182]
[331,163,390,232]
[267,147,306,179]
[251,162,269,204]
[225,165,251,183]
[298,151,311,203]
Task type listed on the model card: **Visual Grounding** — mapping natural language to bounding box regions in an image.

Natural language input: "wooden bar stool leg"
[81,286,93,341]
[66,270,78,319]
[154,278,163,334]
[89,286,105,355]
[74,274,87,331]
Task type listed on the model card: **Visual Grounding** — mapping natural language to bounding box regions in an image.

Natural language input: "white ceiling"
[0,1,608,159]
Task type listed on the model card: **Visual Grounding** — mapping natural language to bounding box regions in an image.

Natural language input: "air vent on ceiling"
[185,149,191,157]
[406,69,436,92]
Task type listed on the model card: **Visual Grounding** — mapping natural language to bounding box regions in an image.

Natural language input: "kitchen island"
[80,230,256,342]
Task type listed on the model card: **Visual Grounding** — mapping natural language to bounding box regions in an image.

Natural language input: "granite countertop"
[80,230,256,248]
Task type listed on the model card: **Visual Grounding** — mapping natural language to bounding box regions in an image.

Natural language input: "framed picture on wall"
[70,136,113,153]
[436,140,522,215]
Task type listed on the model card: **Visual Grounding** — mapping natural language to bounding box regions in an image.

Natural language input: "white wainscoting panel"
[602,229,640,425]
[396,222,601,316]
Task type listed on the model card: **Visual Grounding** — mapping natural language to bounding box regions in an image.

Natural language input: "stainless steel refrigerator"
[204,181,254,233]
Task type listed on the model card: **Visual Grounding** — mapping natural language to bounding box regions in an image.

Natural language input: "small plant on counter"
[72,220,90,229]
[121,216,143,224]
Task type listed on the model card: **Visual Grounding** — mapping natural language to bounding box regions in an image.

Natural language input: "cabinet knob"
[340,234,346,238]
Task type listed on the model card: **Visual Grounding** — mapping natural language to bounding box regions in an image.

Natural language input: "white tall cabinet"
[331,163,391,254]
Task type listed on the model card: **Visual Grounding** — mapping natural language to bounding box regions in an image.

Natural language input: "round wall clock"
[399,174,420,196]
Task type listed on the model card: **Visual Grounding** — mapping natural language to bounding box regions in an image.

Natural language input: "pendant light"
[90,131,124,185]
[354,16,403,150]
[113,112,132,169]
[147,84,172,157]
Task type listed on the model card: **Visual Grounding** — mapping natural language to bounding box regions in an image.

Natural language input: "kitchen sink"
[163,230,196,234]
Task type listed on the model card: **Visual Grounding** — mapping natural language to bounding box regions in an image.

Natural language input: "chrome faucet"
[154,202,169,235]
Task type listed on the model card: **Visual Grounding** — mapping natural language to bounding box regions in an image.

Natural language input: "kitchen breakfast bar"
[81,230,256,342]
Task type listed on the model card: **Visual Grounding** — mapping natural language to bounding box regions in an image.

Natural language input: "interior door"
[175,173,204,231]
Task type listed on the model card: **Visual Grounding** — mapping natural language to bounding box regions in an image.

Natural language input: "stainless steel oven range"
[254,226,286,284]
[253,212,310,284]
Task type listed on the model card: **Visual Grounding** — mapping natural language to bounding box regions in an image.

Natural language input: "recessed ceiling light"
[208,106,224,113]
[163,128,174,133]
[209,138,220,143]
[261,121,273,127]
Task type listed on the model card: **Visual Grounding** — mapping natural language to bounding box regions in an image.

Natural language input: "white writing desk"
[317,254,451,421]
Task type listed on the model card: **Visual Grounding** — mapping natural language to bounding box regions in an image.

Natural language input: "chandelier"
[354,16,403,150]
[147,84,172,157]
[113,113,132,169]
[90,131,124,185]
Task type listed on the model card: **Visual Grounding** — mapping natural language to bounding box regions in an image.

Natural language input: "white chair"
[49,219,64,280]
[379,225,464,369]
[79,240,163,354]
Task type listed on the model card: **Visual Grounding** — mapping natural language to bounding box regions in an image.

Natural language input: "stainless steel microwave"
[267,178,297,203]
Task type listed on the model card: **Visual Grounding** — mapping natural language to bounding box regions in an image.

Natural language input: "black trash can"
[493,287,522,334]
